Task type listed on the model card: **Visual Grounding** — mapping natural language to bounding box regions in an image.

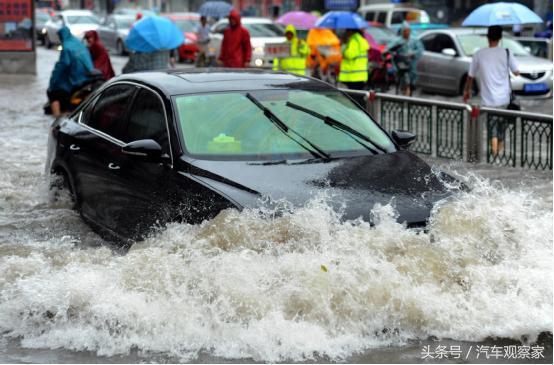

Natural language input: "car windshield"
[457,34,530,56]
[243,23,285,37]
[115,17,134,29]
[66,15,99,25]
[36,12,51,22]
[175,19,200,33]
[366,26,396,44]
[175,89,394,160]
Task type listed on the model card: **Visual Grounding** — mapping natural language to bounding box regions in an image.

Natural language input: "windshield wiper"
[285,101,387,154]
[246,93,330,160]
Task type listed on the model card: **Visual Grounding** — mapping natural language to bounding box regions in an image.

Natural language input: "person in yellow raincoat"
[306,28,341,82]
[273,24,309,75]
[338,29,369,90]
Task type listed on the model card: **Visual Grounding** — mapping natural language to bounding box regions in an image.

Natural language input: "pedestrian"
[122,50,171,73]
[338,29,369,90]
[386,22,423,96]
[218,9,251,68]
[47,26,94,118]
[196,15,211,67]
[273,24,309,75]
[84,30,115,81]
[463,25,520,157]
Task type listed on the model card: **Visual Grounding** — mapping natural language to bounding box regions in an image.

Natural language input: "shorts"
[47,89,71,111]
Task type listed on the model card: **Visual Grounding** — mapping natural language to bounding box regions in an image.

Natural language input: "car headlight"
[254,58,263,67]
[57,45,63,51]
[41,28,47,34]
[253,46,264,54]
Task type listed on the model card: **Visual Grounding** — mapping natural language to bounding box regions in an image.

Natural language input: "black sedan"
[47,69,454,243]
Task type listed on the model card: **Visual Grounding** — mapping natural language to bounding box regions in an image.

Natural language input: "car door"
[418,33,459,93]
[109,87,175,240]
[72,83,137,232]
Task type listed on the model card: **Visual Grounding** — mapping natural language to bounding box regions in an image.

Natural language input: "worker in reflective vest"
[338,29,369,90]
[273,24,309,76]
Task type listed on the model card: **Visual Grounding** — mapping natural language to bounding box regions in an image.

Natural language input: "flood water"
[0,49,552,363]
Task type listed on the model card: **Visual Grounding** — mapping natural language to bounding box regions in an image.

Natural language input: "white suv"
[358,4,430,28]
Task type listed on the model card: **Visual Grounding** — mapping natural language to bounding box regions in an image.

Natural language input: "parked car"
[35,8,54,46]
[417,28,553,96]
[358,4,430,28]
[44,10,100,48]
[162,13,200,62]
[47,69,455,243]
[209,17,286,67]
[97,14,135,55]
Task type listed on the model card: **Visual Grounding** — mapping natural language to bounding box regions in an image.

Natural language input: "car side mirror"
[121,139,163,162]
[441,48,457,57]
[392,130,416,149]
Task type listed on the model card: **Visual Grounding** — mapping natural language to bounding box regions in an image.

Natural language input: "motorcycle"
[43,70,105,115]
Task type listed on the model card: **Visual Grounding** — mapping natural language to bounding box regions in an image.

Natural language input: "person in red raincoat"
[84,30,115,80]
[218,9,251,68]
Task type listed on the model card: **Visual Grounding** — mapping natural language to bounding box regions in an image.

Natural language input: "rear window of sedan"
[174,89,394,160]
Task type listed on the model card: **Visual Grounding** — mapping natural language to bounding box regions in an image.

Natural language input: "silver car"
[97,15,135,55]
[416,28,553,97]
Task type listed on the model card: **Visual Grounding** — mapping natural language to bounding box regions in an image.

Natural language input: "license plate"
[523,83,548,93]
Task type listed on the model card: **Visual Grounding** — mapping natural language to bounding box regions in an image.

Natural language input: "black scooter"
[43,71,105,115]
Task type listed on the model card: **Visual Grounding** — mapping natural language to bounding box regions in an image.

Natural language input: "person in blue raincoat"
[47,26,94,117]
[386,22,423,96]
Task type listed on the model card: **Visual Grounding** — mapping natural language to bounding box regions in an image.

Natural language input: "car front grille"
[521,72,545,80]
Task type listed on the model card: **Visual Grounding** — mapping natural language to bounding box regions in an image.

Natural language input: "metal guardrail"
[341,89,553,170]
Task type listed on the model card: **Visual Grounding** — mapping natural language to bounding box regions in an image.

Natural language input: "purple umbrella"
[277,11,319,29]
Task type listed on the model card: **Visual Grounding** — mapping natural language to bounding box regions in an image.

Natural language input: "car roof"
[61,10,95,16]
[113,69,336,96]
[359,4,424,11]
[163,12,199,19]
[216,17,274,24]
[419,27,487,36]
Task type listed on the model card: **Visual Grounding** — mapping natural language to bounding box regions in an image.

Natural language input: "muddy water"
[0,49,551,363]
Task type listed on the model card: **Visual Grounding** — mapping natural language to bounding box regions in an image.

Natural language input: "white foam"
[0,178,551,362]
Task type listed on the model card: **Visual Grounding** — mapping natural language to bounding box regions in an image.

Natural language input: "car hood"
[182,151,454,226]
[68,24,99,36]
[251,37,287,47]
[514,55,553,73]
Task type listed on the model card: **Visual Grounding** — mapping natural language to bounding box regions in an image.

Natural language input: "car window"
[391,10,430,25]
[431,34,456,53]
[214,23,227,34]
[85,85,136,141]
[123,89,169,153]
[174,19,200,33]
[364,12,375,21]
[457,34,530,56]
[243,23,285,37]
[66,15,99,25]
[175,90,394,160]
[377,12,387,24]
[421,34,436,51]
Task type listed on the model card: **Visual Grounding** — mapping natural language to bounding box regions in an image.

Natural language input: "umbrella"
[125,16,184,52]
[462,2,543,26]
[198,1,233,19]
[277,11,319,29]
[315,11,368,29]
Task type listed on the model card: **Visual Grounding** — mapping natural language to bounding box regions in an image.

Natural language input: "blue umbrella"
[462,2,543,26]
[198,1,233,19]
[315,11,368,29]
[125,16,184,53]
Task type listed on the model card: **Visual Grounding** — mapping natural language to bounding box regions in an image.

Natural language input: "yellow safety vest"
[273,37,309,76]
[338,33,369,83]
